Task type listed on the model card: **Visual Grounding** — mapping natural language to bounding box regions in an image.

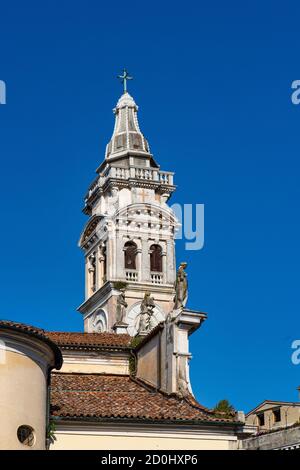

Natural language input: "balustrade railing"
[86,167,174,202]
[107,166,174,185]
[135,168,154,180]
[151,272,163,284]
[115,167,128,179]
[159,172,173,185]
[87,179,99,199]
[126,270,138,282]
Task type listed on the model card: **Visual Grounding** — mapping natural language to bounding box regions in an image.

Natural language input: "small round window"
[17,425,35,447]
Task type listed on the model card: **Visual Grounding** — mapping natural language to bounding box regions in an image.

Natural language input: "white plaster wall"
[0,340,48,450]
[60,353,129,375]
[51,426,238,450]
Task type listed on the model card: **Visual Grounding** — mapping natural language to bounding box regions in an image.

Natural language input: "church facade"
[0,83,250,450]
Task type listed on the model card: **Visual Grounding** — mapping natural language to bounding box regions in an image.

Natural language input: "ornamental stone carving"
[137,292,156,335]
[116,289,128,323]
[173,262,188,310]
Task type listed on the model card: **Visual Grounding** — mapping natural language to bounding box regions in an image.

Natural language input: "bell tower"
[78,74,178,335]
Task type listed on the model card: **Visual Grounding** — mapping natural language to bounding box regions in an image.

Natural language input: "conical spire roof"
[105,92,150,159]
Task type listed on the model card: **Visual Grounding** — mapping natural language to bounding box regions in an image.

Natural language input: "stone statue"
[166,312,174,344]
[116,289,127,323]
[173,262,188,310]
[137,291,155,334]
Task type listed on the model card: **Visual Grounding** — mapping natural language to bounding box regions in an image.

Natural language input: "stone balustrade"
[151,272,163,284]
[87,179,99,199]
[86,166,174,201]
[109,166,173,185]
[125,270,138,282]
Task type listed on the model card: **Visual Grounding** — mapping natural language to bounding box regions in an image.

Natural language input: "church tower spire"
[105,91,150,159]
[78,77,177,335]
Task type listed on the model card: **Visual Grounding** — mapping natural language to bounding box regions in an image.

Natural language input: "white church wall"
[50,423,238,450]
[136,333,160,388]
[0,332,55,450]
[59,351,130,375]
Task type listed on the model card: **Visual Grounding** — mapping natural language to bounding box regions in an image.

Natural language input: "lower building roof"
[50,372,237,425]
[246,400,300,417]
[46,331,132,349]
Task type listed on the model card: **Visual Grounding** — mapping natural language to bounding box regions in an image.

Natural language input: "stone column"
[85,257,89,300]
[87,253,96,297]
[107,225,114,280]
[96,247,101,290]
[115,234,124,280]
[141,238,150,282]
[98,245,105,288]
[162,247,167,284]
[136,243,142,282]
[166,239,175,284]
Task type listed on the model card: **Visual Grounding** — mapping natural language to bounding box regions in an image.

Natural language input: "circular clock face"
[126,302,165,336]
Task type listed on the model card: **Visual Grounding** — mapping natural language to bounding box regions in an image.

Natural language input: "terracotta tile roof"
[50,373,236,424]
[0,319,44,336]
[0,320,62,369]
[46,331,132,349]
[0,322,131,350]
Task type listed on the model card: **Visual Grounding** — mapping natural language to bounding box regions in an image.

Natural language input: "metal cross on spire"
[117,68,133,94]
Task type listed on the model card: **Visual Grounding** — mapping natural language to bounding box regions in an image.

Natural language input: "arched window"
[150,244,162,272]
[124,241,137,270]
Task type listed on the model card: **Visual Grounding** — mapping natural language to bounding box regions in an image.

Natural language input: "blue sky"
[0,0,300,412]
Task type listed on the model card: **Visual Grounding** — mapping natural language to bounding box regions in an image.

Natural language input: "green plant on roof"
[214,399,235,417]
[47,420,57,445]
